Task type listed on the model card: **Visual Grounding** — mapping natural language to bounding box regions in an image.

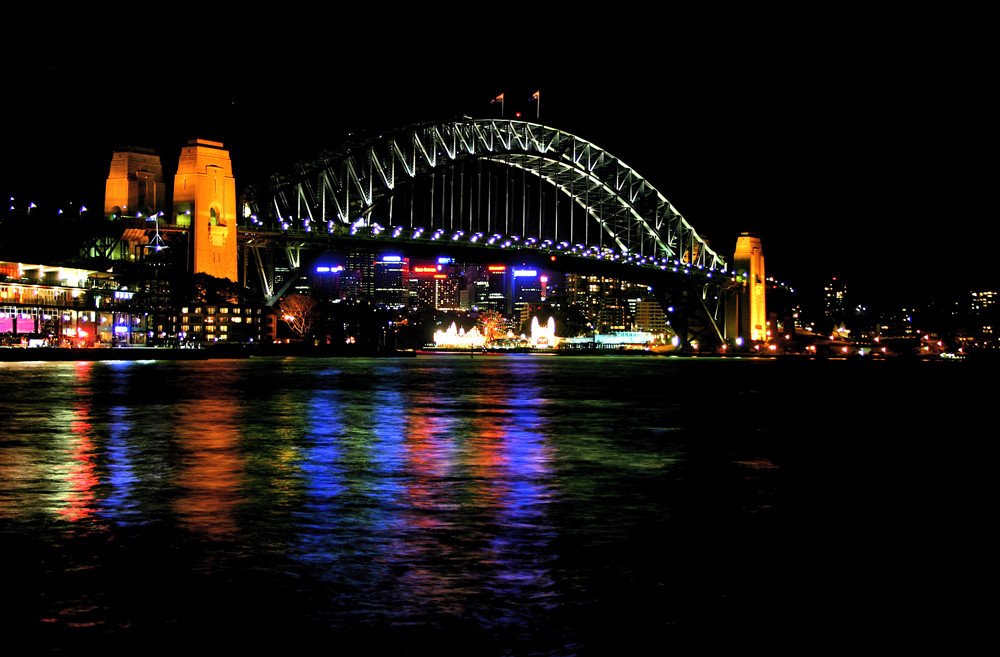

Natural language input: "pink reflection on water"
[56,362,100,522]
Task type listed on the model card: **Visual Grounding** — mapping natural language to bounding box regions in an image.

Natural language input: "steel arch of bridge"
[245,119,725,272]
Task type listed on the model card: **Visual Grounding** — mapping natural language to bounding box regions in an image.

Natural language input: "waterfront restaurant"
[0,261,142,347]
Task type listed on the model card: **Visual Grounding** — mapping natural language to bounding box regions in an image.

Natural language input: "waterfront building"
[635,300,670,335]
[176,303,266,344]
[0,260,142,346]
[968,289,997,348]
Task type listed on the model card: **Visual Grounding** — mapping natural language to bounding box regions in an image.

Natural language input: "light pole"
[142,212,170,346]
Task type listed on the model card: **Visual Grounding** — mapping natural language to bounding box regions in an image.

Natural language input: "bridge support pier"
[654,281,727,351]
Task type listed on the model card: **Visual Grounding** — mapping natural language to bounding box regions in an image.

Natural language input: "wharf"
[0,346,249,362]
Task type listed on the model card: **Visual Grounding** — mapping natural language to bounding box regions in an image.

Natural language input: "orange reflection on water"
[174,396,244,538]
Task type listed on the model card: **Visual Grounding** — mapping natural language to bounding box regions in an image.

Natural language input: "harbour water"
[0,355,988,654]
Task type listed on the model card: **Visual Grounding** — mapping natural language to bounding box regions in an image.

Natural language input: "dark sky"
[2,17,991,308]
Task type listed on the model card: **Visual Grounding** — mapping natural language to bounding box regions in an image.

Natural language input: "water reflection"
[102,364,141,524]
[173,367,245,538]
[54,362,100,522]
[0,355,811,653]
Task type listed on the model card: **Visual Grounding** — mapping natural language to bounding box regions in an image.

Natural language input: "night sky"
[3,15,991,309]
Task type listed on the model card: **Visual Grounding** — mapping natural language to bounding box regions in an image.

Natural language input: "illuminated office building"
[510,266,542,316]
[374,255,410,309]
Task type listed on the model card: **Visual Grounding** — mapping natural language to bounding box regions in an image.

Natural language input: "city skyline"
[3,26,991,308]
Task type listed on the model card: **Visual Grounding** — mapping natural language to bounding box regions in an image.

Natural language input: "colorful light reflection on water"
[3,354,978,654]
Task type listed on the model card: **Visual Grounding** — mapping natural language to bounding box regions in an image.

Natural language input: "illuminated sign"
[433,274,447,279]
[437,257,454,265]
[413,266,438,273]
[513,269,537,277]
[114,291,134,300]
[315,265,344,273]
[487,265,506,272]
[382,255,402,263]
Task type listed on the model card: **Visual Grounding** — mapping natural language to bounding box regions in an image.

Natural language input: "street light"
[143,211,168,252]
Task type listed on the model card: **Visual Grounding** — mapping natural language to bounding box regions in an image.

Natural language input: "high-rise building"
[824,276,848,321]
[346,250,376,299]
[374,255,410,309]
[969,289,997,346]
[510,267,542,316]
[410,262,460,310]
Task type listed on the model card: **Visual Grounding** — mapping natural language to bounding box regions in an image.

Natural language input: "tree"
[278,294,317,338]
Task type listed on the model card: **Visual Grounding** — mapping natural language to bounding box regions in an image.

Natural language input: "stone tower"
[732,233,766,342]
[104,146,166,219]
[172,139,238,282]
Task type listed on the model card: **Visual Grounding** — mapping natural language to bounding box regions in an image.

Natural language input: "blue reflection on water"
[102,404,138,523]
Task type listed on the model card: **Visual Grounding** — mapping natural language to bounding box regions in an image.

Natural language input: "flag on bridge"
[528,90,540,102]
[528,90,540,118]
[490,93,504,117]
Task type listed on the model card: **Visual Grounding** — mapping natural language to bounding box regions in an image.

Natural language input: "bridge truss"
[241,119,737,346]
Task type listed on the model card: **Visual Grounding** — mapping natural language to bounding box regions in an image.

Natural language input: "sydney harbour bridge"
[237,118,751,348]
